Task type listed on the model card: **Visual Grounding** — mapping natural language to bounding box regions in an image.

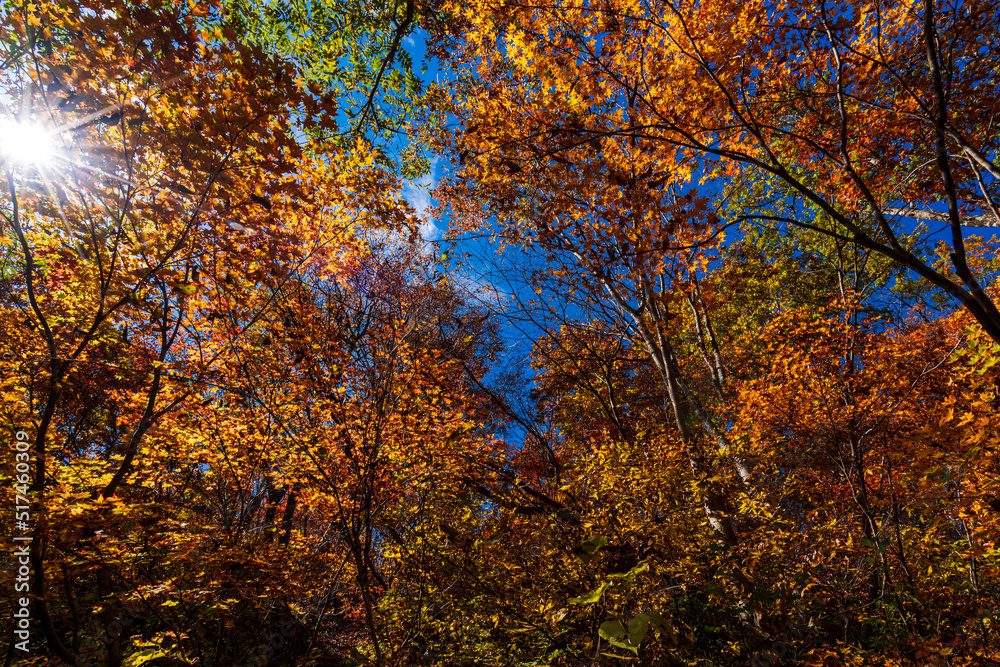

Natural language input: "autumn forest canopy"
[2,0,1000,664]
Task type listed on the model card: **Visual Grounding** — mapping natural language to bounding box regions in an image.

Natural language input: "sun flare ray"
[0,117,58,167]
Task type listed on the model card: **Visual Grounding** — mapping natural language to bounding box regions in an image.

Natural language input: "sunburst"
[0,117,58,167]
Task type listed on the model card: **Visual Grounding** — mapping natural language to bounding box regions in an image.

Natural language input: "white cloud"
[401,158,441,241]
[446,269,511,311]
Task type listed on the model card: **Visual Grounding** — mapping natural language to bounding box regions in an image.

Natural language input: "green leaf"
[627,614,650,645]
[124,648,168,667]
[598,620,626,641]
[600,619,640,654]
[639,610,670,632]
[569,581,610,604]
[580,535,608,554]
[609,561,649,580]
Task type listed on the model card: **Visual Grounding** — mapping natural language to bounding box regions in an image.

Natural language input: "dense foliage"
[1,0,999,665]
